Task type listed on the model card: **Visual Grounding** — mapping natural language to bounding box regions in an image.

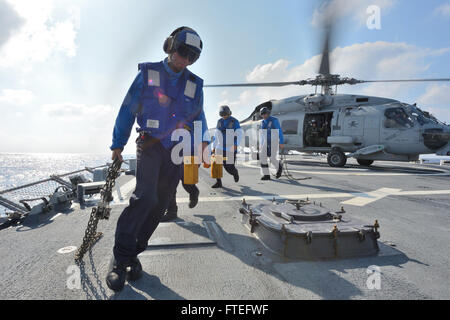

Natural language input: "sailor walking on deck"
[259,107,284,180]
[107,26,209,292]
[211,105,241,188]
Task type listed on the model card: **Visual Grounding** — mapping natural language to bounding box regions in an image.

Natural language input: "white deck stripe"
[108,176,450,208]
[50,213,63,221]
[170,189,450,206]
[240,161,449,176]
[112,178,136,204]
[341,188,402,206]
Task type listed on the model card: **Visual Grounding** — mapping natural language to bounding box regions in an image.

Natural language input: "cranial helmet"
[219,105,231,117]
[260,107,271,116]
[163,26,203,63]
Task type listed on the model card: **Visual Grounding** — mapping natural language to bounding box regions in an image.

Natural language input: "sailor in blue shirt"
[211,105,241,188]
[259,107,284,180]
[107,27,209,292]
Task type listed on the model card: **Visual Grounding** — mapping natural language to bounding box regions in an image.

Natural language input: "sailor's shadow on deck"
[223,182,358,199]
[14,208,74,232]
[120,272,186,300]
[173,214,412,299]
[216,185,298,198]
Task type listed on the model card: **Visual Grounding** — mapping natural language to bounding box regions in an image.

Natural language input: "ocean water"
[0,153,135,191]
[0,153,134,217]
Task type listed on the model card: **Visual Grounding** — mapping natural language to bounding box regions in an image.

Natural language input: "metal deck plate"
[148,220,216,248]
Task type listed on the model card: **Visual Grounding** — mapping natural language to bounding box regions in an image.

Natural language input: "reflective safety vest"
[137,61,204,149]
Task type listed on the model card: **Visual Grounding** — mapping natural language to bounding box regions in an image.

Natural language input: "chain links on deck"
[74,159,122,261]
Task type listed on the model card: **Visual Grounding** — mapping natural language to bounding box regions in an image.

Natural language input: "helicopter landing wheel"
[327,149,347,167]
[357,159,374,166]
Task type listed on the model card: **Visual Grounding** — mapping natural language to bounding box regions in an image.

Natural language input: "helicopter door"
[363,116,380,146]
[303,113,332,147]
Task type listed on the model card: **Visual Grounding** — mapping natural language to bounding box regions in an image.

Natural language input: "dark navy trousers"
[167,180,199,213]
[217,150,238,177]
[113,139,180,265]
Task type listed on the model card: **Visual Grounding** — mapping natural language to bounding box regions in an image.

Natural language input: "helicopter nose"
[422,128,450,150]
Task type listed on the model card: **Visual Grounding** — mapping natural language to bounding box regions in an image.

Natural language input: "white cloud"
[217,41,450,121]
[434,3,450,18]
[246,59,292,82]
[416,85,450,124]
[43,102,114,119]
[0,0,80,70]
[311,0,395,27]
[0,88,35,105]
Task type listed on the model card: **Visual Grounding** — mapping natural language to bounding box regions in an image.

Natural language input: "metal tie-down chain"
[74,159,122,261]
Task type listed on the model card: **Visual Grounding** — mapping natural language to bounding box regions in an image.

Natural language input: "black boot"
[160,209,178,222]
[261,175,271,180]
[211,179,222,188]
[276,164,283,179]
[106,262,127,292]
[127,257,142,281]
[189,188,199,209]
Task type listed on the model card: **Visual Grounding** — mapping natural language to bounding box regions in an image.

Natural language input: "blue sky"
[0,0,449,155]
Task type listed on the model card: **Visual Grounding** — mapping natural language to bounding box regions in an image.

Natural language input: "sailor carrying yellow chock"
[211,105,241,188]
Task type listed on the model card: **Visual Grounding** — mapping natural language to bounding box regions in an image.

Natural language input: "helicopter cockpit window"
[404,104,439,126]
[282,120,298,135]
[384,107,414,128]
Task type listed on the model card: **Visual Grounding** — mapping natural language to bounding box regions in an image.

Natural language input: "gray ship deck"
[1,155,449,300]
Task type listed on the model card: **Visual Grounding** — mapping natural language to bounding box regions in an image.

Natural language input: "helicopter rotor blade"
[318,24,331,76]
[204,81,306,88]
[317,1,338,76]
[358,78,450,84]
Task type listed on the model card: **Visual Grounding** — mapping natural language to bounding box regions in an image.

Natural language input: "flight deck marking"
[341,188,401,206]
[50,213,63,221]
[112,178,136,203]
[240,161,449,176]
[106,172,450,208]
[166,189,450,207]
[57,246,77,254]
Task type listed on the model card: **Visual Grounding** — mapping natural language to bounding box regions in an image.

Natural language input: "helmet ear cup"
[164,26,188,54]
[163,36,174,54]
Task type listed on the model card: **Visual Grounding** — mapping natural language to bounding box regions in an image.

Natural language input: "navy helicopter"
[205,22,450,167]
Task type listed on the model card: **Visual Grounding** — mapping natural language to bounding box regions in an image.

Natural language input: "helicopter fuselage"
[239,93,450,167]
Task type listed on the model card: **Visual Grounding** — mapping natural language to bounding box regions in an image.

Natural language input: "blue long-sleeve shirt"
[110,58,209,150]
